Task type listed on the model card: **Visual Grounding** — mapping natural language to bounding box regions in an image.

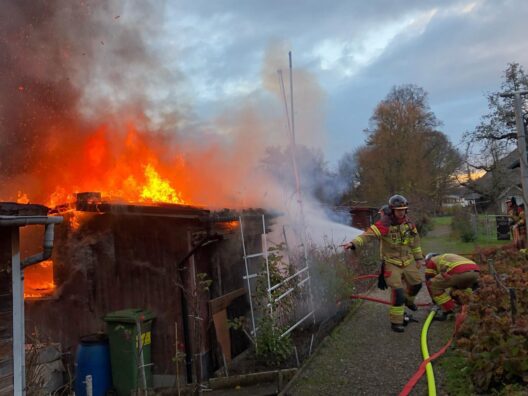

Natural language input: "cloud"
[324,0,528,162]
[3,0,527,179]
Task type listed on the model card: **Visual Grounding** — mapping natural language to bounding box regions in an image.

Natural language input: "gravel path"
[283,278,454,396]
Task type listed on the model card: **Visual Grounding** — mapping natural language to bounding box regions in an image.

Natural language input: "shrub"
[415,212,433,237]
[454,250,528,392]
[309,240,379,319]
[451,207,477,242]
[254,316,293,366]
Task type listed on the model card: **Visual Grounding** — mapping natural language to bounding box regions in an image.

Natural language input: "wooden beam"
[208,288,246,315]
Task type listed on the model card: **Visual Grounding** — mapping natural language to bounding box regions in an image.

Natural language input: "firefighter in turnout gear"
[506,197,526,249]
[344,195,424,332]
[424,253,480,321]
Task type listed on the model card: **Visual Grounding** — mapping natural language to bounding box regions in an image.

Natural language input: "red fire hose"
[399,305,468,396]
[351,274,378,281]
[349,294,431,307]
[347,272,468,395]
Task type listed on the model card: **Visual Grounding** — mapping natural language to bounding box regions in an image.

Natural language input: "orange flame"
[24,259,55,299]
[140,164,185,204]
[35,125,192,207]
[69,211,82,230]
[17,191,30,204]
[11,118,272,211]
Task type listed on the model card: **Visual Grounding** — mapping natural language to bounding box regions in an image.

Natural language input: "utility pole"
[500,90,528,245]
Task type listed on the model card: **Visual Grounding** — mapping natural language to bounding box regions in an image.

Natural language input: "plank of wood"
[208,288,246,314]
[212,310,232,362]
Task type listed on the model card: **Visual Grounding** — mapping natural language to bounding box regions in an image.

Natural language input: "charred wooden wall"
[24,209,262,380]
[25,211,200,377]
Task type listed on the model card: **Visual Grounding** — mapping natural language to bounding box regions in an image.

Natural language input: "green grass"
[438,350,475,396]
[422,234,510,255]
[422,216,511,255]
[431,215,452,226]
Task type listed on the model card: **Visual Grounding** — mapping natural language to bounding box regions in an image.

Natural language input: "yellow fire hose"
[421,309,437,396]
[403,306,466,396]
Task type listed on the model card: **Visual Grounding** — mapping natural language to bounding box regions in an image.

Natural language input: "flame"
[24,259,55,299]
[225,220,240,229]
[8,119,272,211]
[69,211,82,230]
[35,126,191,207]
[17,191,30,204]
[140,164,185,204]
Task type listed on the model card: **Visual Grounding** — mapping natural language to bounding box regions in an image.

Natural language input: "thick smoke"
[0,1,169,201]
[0,1,360,243]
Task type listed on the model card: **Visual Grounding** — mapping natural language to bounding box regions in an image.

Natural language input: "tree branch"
[465,160,493,173]
[479,132,517,140]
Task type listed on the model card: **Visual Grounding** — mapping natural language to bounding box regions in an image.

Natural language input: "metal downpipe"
[21,223,56,268]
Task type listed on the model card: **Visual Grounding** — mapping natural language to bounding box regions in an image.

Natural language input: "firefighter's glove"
[342,242,356,250]
[377,261,387,290]
[377,272,387,290]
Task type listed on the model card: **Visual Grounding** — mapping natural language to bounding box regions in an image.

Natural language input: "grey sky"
[139,0,528,167]
[1,0,526,207]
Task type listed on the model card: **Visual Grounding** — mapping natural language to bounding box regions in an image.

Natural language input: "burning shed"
[22,192,267,387]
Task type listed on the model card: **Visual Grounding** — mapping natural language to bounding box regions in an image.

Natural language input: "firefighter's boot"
[405,284,422,311]
[433,310,453,321]
[403,313,418,326]
[391,323,405,333]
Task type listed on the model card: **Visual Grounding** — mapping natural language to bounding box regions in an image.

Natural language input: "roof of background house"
[497,184,523,200]
[468,150,521,195]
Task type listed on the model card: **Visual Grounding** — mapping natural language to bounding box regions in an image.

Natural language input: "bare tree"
[461,63,528,206]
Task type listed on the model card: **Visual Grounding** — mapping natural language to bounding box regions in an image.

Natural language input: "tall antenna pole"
[501,90,528,246]
[289,51,303,210]
[288,51,316,341]
[277,70,292,138]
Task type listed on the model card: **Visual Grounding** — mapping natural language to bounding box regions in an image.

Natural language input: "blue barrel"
[75,334,113,396]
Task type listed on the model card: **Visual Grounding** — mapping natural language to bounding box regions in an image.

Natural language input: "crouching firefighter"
[424,253,480,321]
[343,195,425,333]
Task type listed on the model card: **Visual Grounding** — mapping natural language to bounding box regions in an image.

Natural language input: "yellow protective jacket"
[424,253,479,279]
[508,206,525,227]
[352,218,423,267]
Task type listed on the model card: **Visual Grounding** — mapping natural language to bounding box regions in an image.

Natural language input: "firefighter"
[343,194,424,333]
[506,197,526,249]
[424,253,480,321]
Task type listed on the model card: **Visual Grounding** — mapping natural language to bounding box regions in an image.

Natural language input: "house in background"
[441,194,470,208]
[439,185,480,213]
[498,185,525,214]
[462,150,522,212]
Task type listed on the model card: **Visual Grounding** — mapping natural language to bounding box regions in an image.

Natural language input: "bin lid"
[80,333,109,344]
[103,308,155,323]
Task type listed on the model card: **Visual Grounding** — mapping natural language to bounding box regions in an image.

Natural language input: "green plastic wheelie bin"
[104,308,156,396]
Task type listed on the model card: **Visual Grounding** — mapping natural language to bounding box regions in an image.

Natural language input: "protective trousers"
[430,271,479,312]
[384,262,422,324]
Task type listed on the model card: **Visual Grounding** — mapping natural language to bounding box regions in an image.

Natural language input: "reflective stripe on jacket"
[352,219,423,267]
[425,253,479,279]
